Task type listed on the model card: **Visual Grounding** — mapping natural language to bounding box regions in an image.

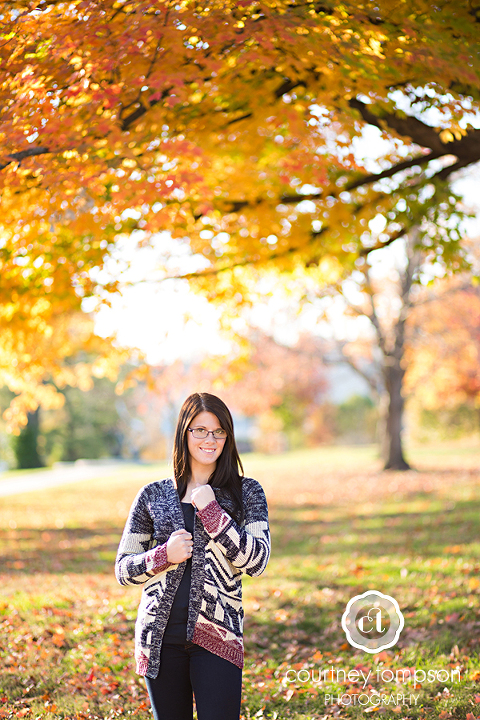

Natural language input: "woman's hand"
[166,529,193,563]
[191,484,216,511]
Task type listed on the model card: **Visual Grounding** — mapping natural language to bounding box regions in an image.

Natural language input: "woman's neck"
[188,457,215,487]
[183,471,210,503]
[188,470,211,487]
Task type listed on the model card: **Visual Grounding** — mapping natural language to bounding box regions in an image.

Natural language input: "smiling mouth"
[200,447,216,454]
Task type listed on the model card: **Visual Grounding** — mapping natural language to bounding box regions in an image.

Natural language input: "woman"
[115,392,270,720]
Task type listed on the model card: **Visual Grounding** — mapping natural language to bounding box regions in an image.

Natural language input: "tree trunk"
[12,408,44,469]
[381,230,421,471]
[383,362,410,470]
[61,388,78,462]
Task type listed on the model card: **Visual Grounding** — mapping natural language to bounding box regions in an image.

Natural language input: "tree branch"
[346,152,443,190]
[120,93,165,131]
[358,228,407,256]
[349,97,480,162]
[434,157,475,181]
[0,146,51,171]
[220,130,478,215]
[393,229,420,363]
[163,230,328,281]
[364,265,388,357]
[335,350,383,397]
[349,98,445,152]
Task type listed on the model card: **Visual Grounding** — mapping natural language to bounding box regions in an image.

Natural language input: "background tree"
[2,0,480,440]
[42,375,126,463]
[337,229,425,469]
[214,331,329,450]
[324,234,480,468]
[11,409,43,469]
[117,359,214,459]
[405,276,480,435]
[0,307,133,451]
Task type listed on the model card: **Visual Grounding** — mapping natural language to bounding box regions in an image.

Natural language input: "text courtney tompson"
[284,667,461,689]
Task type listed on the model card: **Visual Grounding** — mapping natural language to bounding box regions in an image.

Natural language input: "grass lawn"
[1,444,480,719]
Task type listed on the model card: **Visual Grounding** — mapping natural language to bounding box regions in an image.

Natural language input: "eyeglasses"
[187,427,227,440]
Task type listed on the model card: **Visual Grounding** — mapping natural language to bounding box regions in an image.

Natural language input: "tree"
[332,229,426,469]
[0,309,132,432]
[406,277,480,426]
[117,359,214,459]
[112,333,329,456]
[323,236,480,467]
[213,331,329,450]
[11,408,43,468]
[2,0,480,441]
[42,374,126,462]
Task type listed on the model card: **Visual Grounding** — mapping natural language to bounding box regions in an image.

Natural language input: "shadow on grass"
[247,490,480,662]
[3,487,480,574]
[0,525,122,574]
[270,495,480,560]
[2,483,480,720]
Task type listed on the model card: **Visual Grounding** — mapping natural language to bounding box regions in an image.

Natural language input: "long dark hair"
[173,392,244,524]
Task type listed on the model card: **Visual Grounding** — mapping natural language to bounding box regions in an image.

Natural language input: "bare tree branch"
[335,350,382,397]
[364,265,388,357]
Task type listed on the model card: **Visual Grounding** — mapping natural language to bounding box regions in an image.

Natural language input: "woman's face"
[187,411,226,472]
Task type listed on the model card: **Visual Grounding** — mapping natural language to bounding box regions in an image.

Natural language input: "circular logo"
[341,590,404,653]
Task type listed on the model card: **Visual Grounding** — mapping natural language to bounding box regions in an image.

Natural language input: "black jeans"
[145,641,242,720]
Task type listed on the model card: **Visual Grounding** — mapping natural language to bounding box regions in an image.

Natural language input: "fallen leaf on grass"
[374,651,391,662]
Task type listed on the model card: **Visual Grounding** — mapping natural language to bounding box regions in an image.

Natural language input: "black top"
[162,502,195,644]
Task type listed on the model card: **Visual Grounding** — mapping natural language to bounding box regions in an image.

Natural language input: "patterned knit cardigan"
[115,476,270,678]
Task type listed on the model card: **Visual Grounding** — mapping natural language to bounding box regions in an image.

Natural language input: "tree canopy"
[2,0,480,425]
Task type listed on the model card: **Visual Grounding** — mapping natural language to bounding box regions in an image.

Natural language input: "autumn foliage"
[1,0,480,427]
[406,281,480,414]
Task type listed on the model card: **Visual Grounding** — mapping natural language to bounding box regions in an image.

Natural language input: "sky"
[89,232,231,365]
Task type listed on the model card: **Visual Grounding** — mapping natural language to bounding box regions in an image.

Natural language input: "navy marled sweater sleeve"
[115,486,171,586]
[197,477,270,577]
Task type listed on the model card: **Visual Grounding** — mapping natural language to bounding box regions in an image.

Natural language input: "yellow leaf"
[439,129,455,143]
